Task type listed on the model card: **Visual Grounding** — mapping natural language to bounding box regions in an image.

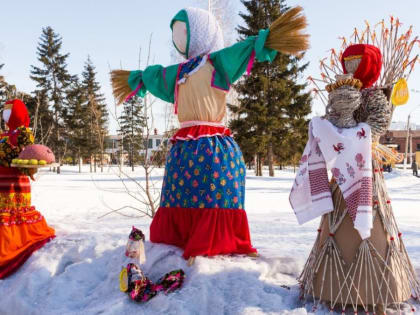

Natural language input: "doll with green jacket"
[111,6,309,265]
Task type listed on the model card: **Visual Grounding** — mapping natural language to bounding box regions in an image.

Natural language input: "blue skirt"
[150,135,256,259]
[160,136,246,209]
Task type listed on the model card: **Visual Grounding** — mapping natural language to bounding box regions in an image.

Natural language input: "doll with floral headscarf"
[0,99,55,279]
[111,7,309,264]
[291,44,420,313]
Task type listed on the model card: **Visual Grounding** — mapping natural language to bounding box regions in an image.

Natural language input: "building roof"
[385,130,420,138]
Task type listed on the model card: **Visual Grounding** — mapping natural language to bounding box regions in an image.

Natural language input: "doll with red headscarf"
[0,99,55,279]
[291,44,419,313]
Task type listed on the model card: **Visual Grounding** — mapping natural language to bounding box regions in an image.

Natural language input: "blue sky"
[1,0,420,133]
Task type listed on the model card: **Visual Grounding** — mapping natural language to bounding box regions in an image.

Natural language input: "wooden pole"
[410,130,413,165]
[404,114,410,170]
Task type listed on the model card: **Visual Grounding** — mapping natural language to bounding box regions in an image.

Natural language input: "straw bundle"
[265,6,310,55]
[110,70,131,105]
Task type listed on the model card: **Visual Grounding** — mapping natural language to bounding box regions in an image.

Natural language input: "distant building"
[139,133,168,157]
[105,129,169,164]
[379,130,420,154]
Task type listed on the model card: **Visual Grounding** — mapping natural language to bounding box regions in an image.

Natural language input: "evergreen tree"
[81,56,108,172]
[118,95,146,171]
[65,77,88,171]
[229,0,311,176]
[30,26,74,173]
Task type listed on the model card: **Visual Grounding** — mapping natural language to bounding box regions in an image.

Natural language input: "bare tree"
[100,34,171,219]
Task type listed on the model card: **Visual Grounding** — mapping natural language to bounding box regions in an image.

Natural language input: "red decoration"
[4,99,30,131]
[341,44,382,88]
[171,125,231,143]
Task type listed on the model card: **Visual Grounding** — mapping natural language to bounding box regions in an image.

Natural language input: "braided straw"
[110,70,132,105]
[325,78,363,92]
[265,6,310,55]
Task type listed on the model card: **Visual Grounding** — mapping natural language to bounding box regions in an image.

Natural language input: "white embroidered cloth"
[289,117,373,239]
[184,7,224,59]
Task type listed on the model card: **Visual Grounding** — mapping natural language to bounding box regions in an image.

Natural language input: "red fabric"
[341,44,382,88]
[171,125,231,143]
[1,129,19,147]
[150,207,257,259]
[5,99,30,131]
[0,236,54,279]
[0,166,30,193]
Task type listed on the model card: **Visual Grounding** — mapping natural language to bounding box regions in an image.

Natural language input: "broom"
[265,6,309,55]
[110,6,309,105]
[110,70,132,105]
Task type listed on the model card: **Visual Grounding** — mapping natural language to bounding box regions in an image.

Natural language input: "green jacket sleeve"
[209,29,277,90]
[128,63,179,103]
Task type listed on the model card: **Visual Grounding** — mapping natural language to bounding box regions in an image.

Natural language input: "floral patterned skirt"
[150,135,256,259]
[0,166,55,279]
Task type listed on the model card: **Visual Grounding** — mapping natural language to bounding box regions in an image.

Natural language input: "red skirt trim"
[150,207,257,259]
[170,125,231,143]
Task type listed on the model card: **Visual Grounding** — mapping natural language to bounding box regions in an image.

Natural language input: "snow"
[1,166,420,314]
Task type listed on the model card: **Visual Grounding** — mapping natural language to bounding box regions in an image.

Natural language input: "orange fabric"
[0,237,53,278]
[0,210,55,272]
[0,166,55,279]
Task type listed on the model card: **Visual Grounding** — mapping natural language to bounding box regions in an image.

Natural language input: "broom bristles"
[265,6,310,55]
[110,70,132,105]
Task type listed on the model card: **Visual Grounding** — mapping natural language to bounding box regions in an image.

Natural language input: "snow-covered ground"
[1,166,420,315]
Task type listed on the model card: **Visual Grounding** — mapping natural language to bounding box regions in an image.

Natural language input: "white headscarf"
[2,109,11,123]
[172,7,224,59]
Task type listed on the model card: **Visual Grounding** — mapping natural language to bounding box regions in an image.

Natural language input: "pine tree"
[65,77,89,172]
[81,56,108,172]
[118,95,146,171]
[30,26,74,173]
[229,0,311,176]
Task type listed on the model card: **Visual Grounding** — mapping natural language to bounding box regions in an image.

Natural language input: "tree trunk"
[268,139,274,177]
[57,157,61,174]
[256,153,263,176]
[94,153,97,173]
[131,144,134,172]
[90,155,93,173]
[100,150,104,173]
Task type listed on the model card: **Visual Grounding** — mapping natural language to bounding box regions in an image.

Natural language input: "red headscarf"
[341,44,382,88]
[5,99,30,131]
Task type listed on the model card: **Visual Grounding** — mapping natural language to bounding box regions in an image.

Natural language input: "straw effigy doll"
[111,7,309,264]
[291,44,420,313]
[0,99,55,279]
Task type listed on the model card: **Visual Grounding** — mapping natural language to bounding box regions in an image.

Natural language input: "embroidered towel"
[289,117,373,239]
